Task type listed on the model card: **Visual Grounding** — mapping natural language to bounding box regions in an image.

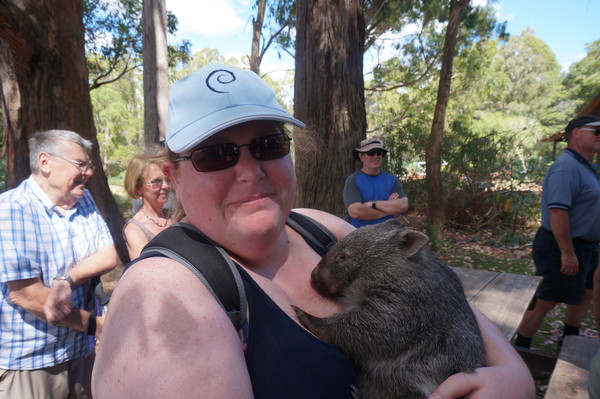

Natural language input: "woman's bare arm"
[92,257,254,398]
[429,306,535,399]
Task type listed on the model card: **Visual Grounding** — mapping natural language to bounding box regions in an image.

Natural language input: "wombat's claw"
[291,305,304,317]
[291,305,313,328]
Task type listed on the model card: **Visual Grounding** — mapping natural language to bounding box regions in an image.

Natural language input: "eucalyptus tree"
[0,0,129,261]
[0,0,189,263]
[91,70,144,174]
[249,0,295,75]
[563,39,600,113]
[425,0,470,245]
[84,0,190,90]
[142,0,169,145]
[252,0,506,221]
[292,0,453,215]
[294,0,366,216]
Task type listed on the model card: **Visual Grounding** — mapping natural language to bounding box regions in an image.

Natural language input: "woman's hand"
[430,306,536,399]
[428,365,535,398]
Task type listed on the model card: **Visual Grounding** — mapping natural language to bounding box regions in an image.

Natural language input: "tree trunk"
[143,0,169,145]
[294,0,366,217]
[425,0,469,247]
[0,0,129,263]
[249,0,266,74]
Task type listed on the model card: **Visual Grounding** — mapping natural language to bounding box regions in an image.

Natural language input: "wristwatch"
[54,273,75,288]
[371,201,377,209]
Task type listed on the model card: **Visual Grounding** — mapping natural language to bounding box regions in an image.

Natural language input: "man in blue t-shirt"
[343,138,408,228]
[515,115,600,349]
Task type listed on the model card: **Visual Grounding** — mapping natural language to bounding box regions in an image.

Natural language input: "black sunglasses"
[580,127,600,136]
[175,133,292,172]
[364,149,386,157]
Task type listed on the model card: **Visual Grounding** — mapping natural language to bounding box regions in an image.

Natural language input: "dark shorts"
[532,227,598,305]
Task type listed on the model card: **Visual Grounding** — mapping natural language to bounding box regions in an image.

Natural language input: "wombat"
[292,219,485,399]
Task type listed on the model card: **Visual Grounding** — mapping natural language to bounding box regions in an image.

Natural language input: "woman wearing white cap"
[93,65,534,398]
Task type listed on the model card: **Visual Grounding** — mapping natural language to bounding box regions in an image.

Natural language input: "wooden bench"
[545,335,600,399]
[450,267,542,341]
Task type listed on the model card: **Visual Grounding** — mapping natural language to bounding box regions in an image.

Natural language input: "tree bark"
[425,0,469,246]
[0,0,129,263]
[294,0,366,217]
[250,0,266,74]
[142,0,169,145]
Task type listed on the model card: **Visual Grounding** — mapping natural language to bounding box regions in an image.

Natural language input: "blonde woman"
[122,152,173,260]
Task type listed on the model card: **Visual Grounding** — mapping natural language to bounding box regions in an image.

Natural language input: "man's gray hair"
[28,129,93,174]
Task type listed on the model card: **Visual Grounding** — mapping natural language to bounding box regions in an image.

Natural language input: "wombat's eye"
[336,253,348,263]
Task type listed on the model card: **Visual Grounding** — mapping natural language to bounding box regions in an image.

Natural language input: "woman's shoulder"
[123,215,155,236]
[113,256,236,330]
[292,208,355,240]
[95,255,252,397]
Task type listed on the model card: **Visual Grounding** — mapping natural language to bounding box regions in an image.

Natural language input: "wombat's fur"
[293,219,485,399]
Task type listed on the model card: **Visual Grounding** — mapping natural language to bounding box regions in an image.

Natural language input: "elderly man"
[0,130,117,398]
[515,115,600,349]
[343,138,409,228]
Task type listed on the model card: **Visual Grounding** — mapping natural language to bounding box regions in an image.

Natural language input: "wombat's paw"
[291,305,315,329]
[291,305,306,319]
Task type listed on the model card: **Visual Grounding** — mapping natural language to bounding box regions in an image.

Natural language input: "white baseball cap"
[166,64,306,153]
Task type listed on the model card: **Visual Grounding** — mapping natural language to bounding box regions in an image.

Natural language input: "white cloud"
[492,2,514,24]
[562,51,586,72]
[471,0,488,8]
[261,61,295,79]
[574,51,586,62]
[166,0,248,36]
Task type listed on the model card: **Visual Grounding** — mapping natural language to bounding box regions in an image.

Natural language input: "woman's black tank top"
[237,266,359,398]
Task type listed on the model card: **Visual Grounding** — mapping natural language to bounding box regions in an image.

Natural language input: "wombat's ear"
[396,229,429,258]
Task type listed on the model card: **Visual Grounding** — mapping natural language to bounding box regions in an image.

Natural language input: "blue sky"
[165,0,599,74]
[495,0,598,70]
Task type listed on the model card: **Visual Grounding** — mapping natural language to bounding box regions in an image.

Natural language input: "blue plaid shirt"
[0,176,113,370]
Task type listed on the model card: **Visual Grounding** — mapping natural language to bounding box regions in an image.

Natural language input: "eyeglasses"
[49,153,95,172]
[579,127,600,136]
[145,177,171,189]
[174,133,292,172]
[364,149,386,157]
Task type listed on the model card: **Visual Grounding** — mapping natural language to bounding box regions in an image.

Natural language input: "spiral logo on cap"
[206,69,236,93]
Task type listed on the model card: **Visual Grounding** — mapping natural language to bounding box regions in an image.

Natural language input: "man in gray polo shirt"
[515,115,600,348]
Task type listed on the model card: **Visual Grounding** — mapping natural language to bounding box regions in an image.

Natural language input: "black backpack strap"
[126,213,335,333]
[287,211,337,257]
[138,222,247,332]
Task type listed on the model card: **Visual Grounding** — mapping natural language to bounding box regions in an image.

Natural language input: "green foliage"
[365,15,585,236]
[89,47,291,179]
[492,30,565,124]
[82,0,597,243]
[261,0,296,56]
[84,0,191,90]
[563,39,600,113]
[90,68,143,176]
